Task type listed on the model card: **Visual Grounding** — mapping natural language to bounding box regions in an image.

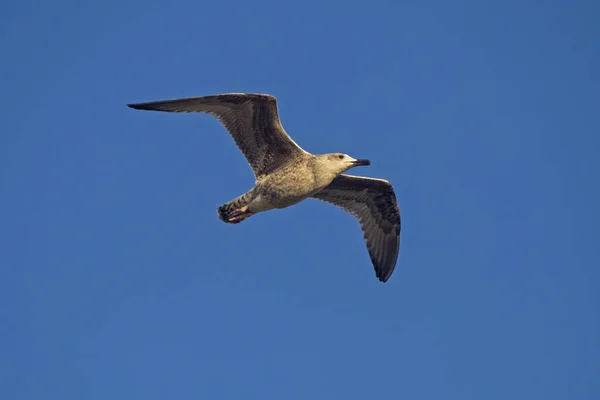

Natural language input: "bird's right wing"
[312,174,401,282]
[128,93,308,178]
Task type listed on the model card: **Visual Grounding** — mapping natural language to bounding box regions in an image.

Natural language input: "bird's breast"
[256,165,322,209]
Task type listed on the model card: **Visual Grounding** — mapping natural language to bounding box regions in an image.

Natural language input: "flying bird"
[127,93,401,282]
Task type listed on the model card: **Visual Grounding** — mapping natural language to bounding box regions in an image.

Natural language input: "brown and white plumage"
[127,92,402,283]
[128,93,308,178]
[312,174,401,282]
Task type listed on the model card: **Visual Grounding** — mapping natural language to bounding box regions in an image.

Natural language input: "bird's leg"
[217,189,257,224]
[227,205,253,223]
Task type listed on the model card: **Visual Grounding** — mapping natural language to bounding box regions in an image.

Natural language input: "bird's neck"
[310,157,340,190]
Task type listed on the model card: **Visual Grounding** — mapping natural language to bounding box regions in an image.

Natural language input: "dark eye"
[338,155,344,160]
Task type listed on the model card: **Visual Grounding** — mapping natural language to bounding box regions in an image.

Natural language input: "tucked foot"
[217,204,253,224]
[227,206,250,222]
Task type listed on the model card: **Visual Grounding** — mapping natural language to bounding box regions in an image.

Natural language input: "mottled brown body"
[251,155,338,210]
[218,154,340,222]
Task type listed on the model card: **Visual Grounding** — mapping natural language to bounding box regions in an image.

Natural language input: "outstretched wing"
[312,174,401,282]
[127,93,307,178]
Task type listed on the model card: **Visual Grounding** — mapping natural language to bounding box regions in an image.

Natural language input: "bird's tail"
[217,190,255,224]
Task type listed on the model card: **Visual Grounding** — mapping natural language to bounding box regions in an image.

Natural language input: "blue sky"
[1,0,599,398]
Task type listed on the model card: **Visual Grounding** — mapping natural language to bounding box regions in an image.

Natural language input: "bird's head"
[317,153,371,176]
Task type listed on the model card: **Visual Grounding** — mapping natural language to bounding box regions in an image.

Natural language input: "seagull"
[127,93,401,282]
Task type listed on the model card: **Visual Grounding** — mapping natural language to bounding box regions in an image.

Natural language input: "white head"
[316,153,371,176]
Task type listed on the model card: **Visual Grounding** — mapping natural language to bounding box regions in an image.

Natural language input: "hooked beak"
[352,159,371,166]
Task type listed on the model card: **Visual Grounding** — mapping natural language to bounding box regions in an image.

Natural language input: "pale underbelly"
[249,193,309,212]
[249,185,326,212]
[250,169,331,213]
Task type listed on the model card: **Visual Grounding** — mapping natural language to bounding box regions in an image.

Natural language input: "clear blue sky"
[1,0,599,398]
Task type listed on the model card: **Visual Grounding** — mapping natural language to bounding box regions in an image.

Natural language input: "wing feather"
[312,174,401,282]
[127,93,307,178]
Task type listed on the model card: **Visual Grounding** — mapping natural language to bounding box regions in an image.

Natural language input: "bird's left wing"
[312,174,401,282]
[127,93,307,178]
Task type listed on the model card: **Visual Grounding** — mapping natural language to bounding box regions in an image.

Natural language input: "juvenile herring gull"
[127,93,401,282]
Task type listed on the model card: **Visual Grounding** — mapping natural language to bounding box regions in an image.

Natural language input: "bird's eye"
[338,155,344,160]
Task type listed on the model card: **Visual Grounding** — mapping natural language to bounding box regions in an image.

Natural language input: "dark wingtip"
[377,272,390,283]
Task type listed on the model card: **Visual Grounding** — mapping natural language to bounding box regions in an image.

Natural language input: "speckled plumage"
[127,93,401,283]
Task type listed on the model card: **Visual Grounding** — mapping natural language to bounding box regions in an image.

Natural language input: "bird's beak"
[352,159,371,166]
